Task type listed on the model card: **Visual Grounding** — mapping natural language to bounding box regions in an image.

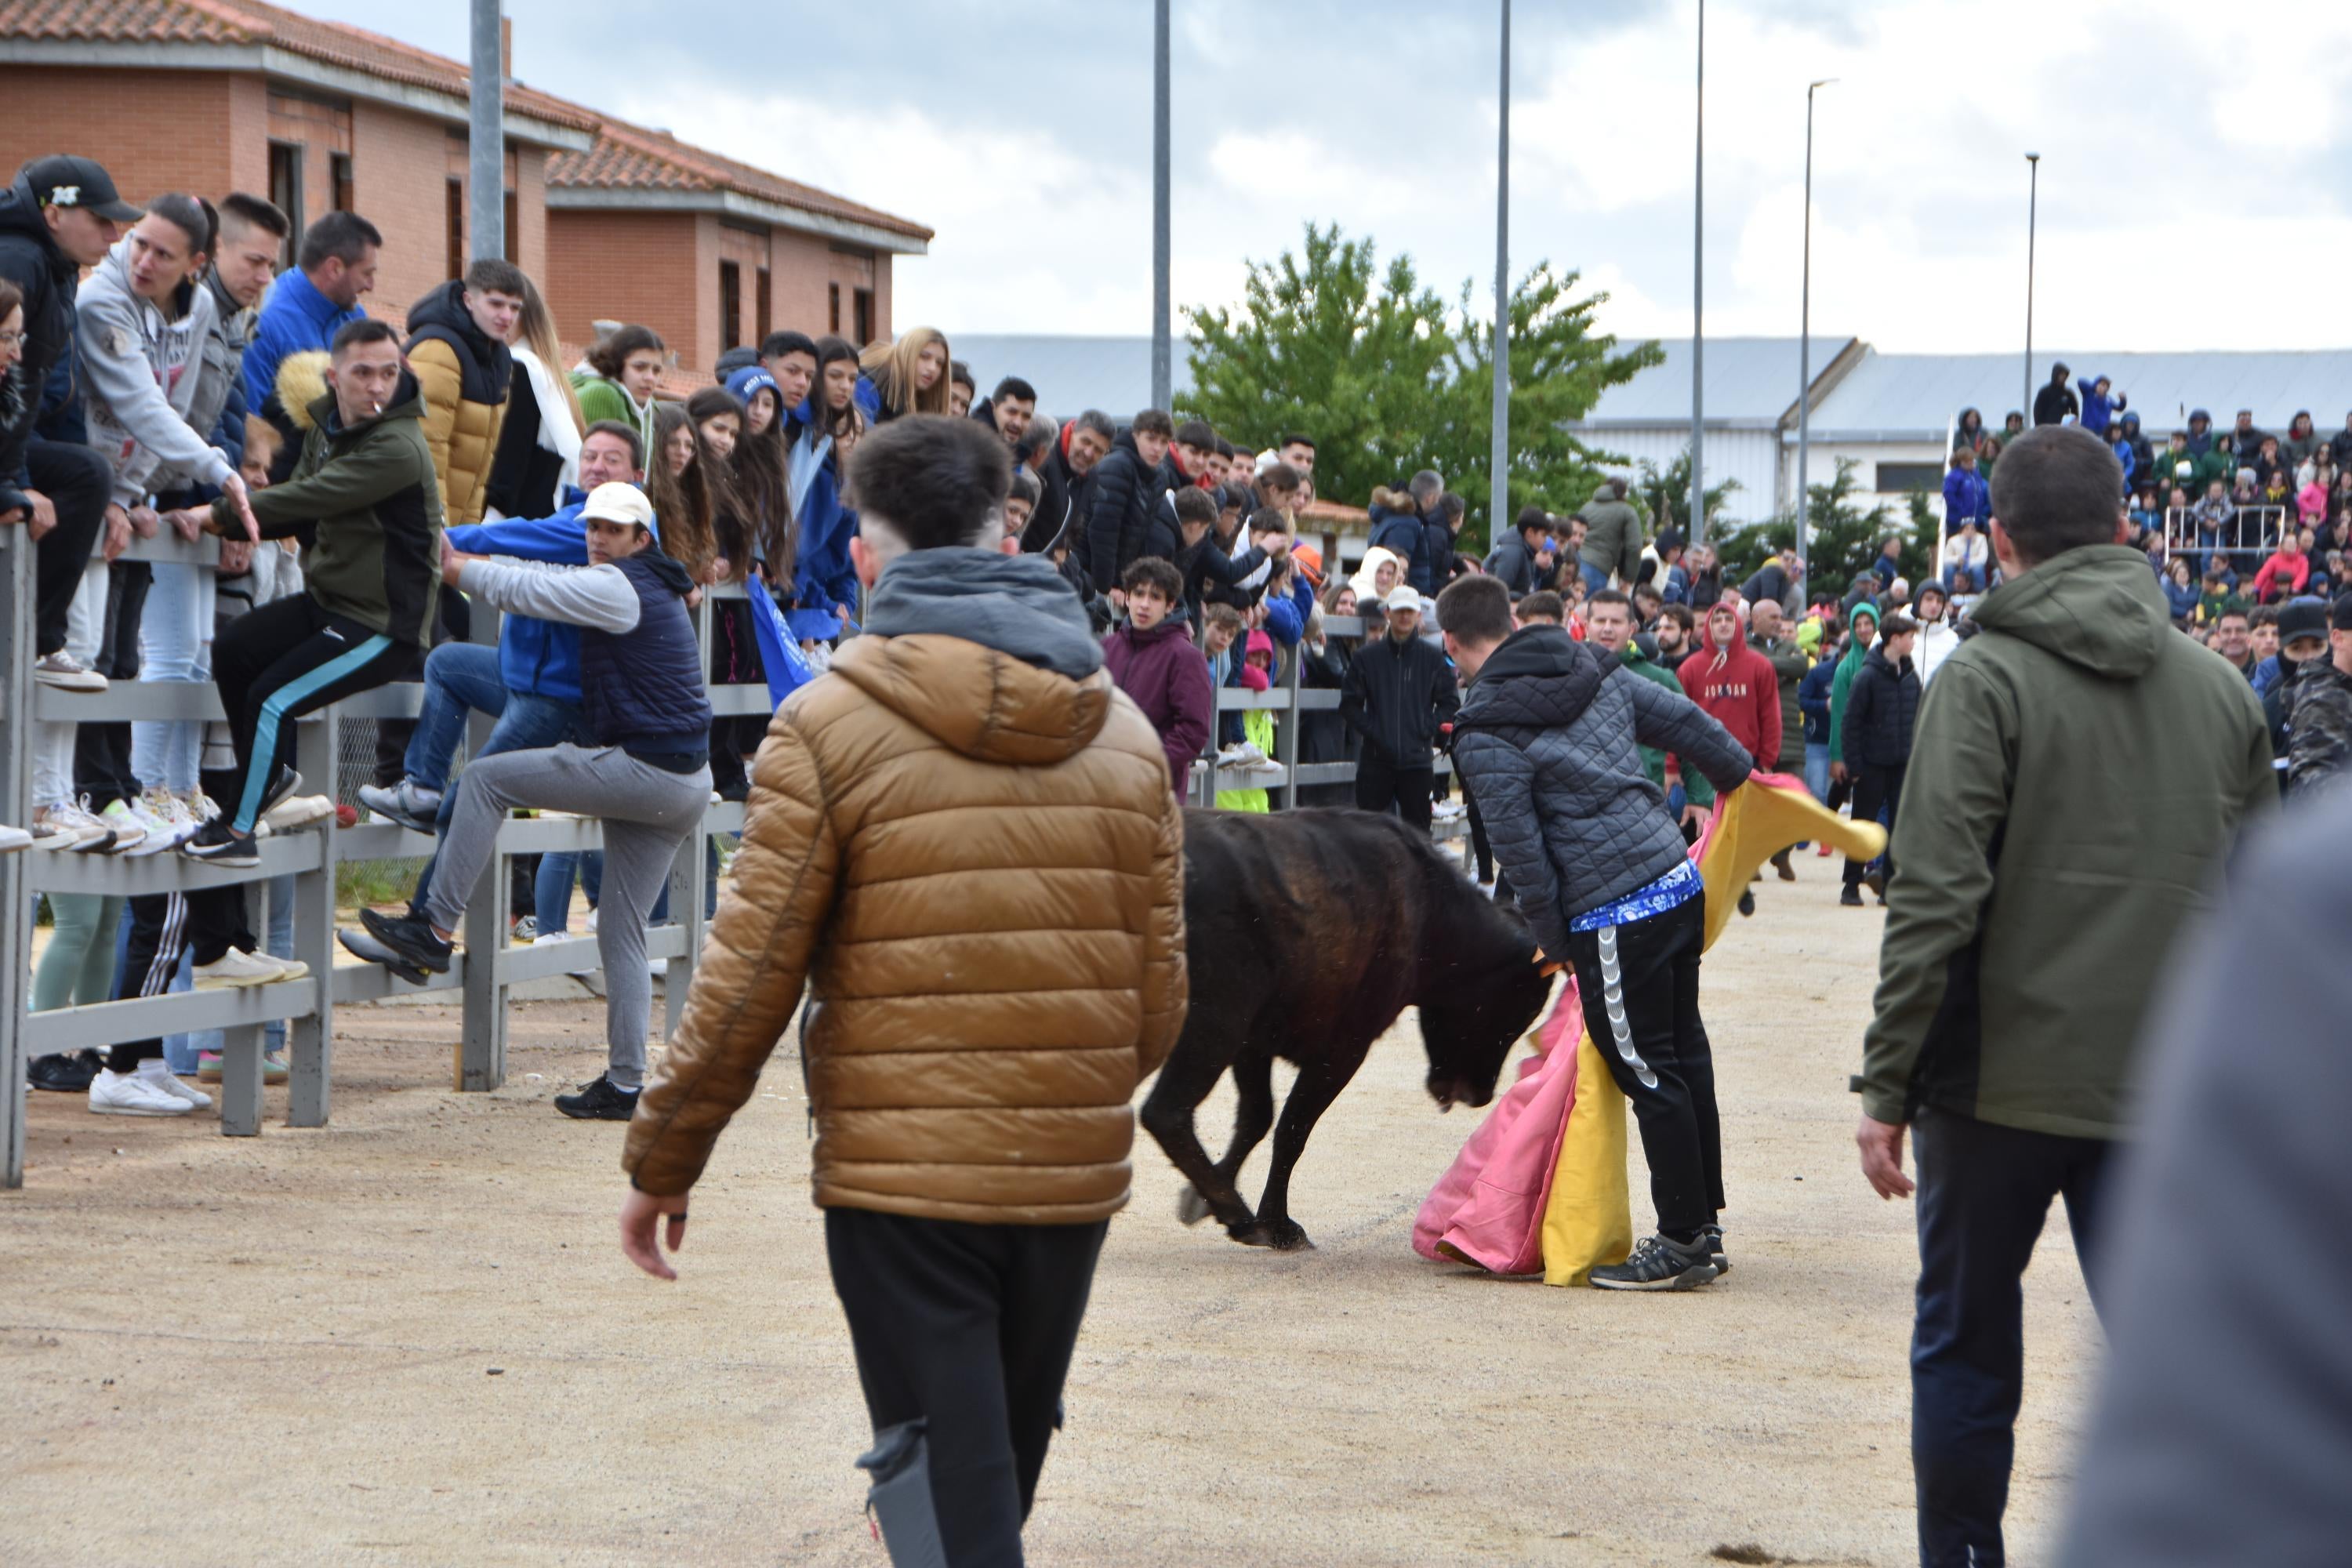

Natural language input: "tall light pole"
[1689,0,1706,543]
[467,0,503,261]
[1796,77,1835,579]
[1151,0,1172,411]
[1491,0,1512,538]
[2024,152,2040,423]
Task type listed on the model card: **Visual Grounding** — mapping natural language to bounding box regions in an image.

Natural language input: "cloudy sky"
[296,0,2345,353]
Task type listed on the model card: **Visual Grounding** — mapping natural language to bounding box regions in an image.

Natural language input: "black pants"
[107,891,220,1069]
[1845,761,1908,889]
[1565,892,1721,1237]
[212,594,414,834]
[1911,1108,2112,1568]
[25,437,110,656]
[74,560,151,810]
[1353,755,1433,830]
[826,1207,1108,1568]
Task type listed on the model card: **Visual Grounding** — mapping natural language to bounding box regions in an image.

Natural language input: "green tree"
[1184,223,1661,549]
[1629,446,1743,547]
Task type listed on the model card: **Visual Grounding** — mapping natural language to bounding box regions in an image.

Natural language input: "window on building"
[719,260,743,359]
[329,152,354,214]
[445,179,466,281]
[504,189,518,263]
[1875,462,1944,493]
[267,142,304,268]
[755,267,771,343]
[852,288,873,347]
[828,282,841,334]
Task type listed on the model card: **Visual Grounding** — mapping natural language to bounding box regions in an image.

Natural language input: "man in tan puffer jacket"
[621,414,1185,1563]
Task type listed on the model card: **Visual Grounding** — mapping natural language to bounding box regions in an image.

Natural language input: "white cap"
[581,481,656,537]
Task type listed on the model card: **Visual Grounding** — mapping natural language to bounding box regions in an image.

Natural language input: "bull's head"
[1417,925,1552,1112]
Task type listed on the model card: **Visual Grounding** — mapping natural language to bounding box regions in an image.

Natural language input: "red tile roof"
[0,0,597,131]
[0,0,928,240]
[549,118,931,242]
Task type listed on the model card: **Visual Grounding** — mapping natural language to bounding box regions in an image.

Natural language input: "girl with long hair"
[856,325,952,423]
[722,366,797,592]
[485,273,585,519]
[648,400,717,584]
[572,325,664,456]
[786,337,867,643]
[687,384,774,797]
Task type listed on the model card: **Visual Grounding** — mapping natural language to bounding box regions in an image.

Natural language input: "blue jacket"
[786,400,861,636]
[244,267,365,416]
[1942,465,1989,533]
[1798,652,1838,744]
[1262,576,1312,647]
[445,488,593,703]
[2161,575,2201,621]
[2079,372,2124,437]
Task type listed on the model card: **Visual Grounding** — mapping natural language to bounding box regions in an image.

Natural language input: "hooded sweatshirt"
[74,234,234,508]
[1102,613,1214,791]
[2078,372,2124,436]
[1451,627,1751,956]
[404,281,514,528]
[1677,610,1782,769]
[0,167,83,505]
[1856,546,2274,1139]
[1827,601,1879,766]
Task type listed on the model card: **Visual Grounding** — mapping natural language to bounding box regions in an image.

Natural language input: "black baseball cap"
[2279,597,2329,646]
[20,155,142,221]
[2332,593,2352,633]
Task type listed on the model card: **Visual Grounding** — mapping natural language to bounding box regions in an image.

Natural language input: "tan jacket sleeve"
[408,337,463,508]
[1134,787,1189,1079]
[622,717,840,1195]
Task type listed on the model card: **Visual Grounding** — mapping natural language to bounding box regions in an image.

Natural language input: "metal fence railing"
[2164,504,2292,567]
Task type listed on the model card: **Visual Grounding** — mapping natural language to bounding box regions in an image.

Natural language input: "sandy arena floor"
[1,862,2101,1567]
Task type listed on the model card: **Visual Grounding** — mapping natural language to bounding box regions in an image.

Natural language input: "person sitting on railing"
[162,318,441,874]
[343,482,713,1123]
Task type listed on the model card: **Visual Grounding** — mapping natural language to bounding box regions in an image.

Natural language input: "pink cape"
[1410,789,1756,1274]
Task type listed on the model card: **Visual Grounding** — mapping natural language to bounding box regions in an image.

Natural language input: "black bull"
[1141,808,1552,1251]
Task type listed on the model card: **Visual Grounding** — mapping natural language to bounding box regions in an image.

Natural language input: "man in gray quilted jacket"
[1437,573,1753,1291]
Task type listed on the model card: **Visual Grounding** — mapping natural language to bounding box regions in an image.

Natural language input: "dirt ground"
[0,862,2102,1568]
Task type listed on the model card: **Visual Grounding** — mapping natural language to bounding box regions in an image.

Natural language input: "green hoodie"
[1856,546,2274,1138]
[1827,600,1879,765]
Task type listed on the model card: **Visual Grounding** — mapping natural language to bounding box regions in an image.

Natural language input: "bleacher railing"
[2163,504,2292,567]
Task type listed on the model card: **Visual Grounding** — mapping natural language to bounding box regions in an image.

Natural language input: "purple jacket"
[1102,618,1213,792]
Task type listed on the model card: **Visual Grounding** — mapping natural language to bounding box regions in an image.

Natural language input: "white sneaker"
[187,791,223,824]
[136,1062,212,1110]
[122,794,180,855]
[96,799,151,855]
[38,799,114,852]
[193,948,286,990]
[141,789,201,848]
[0,823,31,855]
[89,1068,194,1116]
[262,793,335,833]
[258,951,310,982]
[33,650,108,691]
[585,908,599,935]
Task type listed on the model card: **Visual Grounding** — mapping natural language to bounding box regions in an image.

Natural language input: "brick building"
[0,0,930,383]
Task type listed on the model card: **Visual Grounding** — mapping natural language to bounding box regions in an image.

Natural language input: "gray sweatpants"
[422,742,712,1089]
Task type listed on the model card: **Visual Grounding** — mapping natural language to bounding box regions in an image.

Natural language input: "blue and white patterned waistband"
[1570,858,1702,933]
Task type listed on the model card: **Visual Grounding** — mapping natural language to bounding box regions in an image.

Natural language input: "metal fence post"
[288,702,339,1126]
[456,601,506,1092]
[1278,636,1302,811]
[2,522,34,1185]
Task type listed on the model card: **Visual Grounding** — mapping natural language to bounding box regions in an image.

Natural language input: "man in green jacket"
[1852,426,2274,1568]
[1575,477,1646,595]
[174,317,445,869]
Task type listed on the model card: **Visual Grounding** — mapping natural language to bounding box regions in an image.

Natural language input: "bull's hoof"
[1235,1218,1314,1251]
[1174,1185,1213,1227]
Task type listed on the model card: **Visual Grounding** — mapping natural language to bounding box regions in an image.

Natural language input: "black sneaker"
[28,1049,103,1093]
[1737,888,1756,917]
[1864,864,1887,898]
[359,907,454,975]
[554,1075,641,1120]
[180,818,260,867]
[1839,886,1864,907]
[258,764,303,820]
[1589,1233,1721,1291]
[1703,1223,1730,1277]
[336,926,431,985]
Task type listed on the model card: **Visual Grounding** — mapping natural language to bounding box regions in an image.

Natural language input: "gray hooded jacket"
[864,547,1104,679]
[1453,625,1751,956]
[77,234,233,509]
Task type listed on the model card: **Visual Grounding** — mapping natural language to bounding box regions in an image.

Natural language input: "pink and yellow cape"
[1410,773,1887,1285]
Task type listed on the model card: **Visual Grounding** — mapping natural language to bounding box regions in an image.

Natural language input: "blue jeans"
[1579,561,1610,595]
[402,650,585,912]
[535,850,604,935]
[132,561,210,796]
[1804,741,1830,803]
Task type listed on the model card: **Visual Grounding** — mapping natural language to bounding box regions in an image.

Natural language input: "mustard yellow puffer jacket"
[402,281,513,528]
[623,626,1189,1222]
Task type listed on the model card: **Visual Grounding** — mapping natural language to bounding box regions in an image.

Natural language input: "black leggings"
[1845,762,1907,889]
[25,437,110,657]
[210,595,415,834]
[1566,893,1721,1237]
[74,560,151,810]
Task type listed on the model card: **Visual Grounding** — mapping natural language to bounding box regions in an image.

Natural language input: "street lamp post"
[2024,152,2040,423]
[1151,0,1171,411]
[1796,78,1835,582]
[1690,0,1706,543]
[1492,0,1512,537]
